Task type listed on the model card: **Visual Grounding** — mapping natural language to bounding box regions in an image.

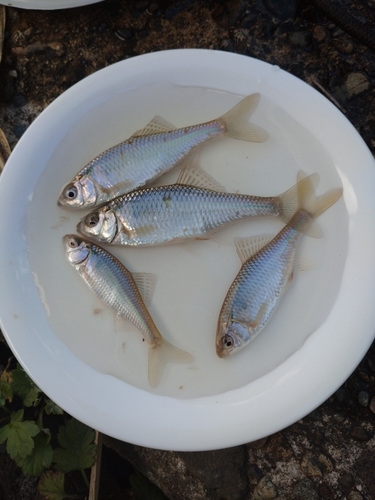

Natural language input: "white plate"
[1,0,102,9]
[0,49,374,451]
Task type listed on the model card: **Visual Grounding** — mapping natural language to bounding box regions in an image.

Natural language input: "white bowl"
[0,49,374,451]
[1,0,102,9]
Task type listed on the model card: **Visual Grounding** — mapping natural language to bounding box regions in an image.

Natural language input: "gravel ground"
[0,0,374,498]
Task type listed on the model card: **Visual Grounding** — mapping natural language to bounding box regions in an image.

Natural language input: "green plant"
[0,361,96,499]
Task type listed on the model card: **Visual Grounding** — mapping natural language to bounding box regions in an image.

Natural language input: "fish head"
[216,321,251,358]
[63,234,91,265]
[58,176,97,209]
[77,208,118,243]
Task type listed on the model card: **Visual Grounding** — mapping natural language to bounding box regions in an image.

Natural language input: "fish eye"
[86,212,100,227]
[222,334,234,348]
[65,185,78,200]
[69,239,79,248]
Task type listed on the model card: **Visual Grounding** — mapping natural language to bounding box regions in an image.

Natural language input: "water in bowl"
[27,84,348,398]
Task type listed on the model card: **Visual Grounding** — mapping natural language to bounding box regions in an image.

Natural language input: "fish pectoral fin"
[249,302,269,330]
[101,180,134,197]
[148,340,194,388]
[131,115,177,137]
[234,234,274,264]
[176,165,226,192]
[131,272,157,306]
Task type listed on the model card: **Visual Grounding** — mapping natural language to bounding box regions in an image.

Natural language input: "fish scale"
[63,235,194,387]
[99,184,281,246]
[80,243,158,342]
[82,123,223,191]
[216,173,343,358]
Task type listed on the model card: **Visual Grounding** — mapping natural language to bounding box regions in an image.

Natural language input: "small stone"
[332,27,344,37]
[289,31,310,47]
[292,478,319,500]
[248,463,264,481]
[348,491,363,500]
[252,476,278,499]
[338,472,354,490]
[300,452,322,477]
[358,391,369,407]
[8,70,17,78]
[313,25,327,42]
[12,94,27,108]
[370,395,375,413]
[13,124,27,139]
[335,386,346,402]
[336,40,354,54]
[367,357,375,372]
[344,72,370,98]
[115,29,132,41]
[351,425,371,441]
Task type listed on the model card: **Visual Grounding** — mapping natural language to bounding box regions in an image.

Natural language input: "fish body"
[216,173,343,358]
[63,235,193,386]
[77,167,301,246]
[58,93,268,209]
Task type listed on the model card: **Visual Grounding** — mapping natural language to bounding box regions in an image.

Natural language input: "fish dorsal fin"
[132,116,176,137]
[234,234,274,264]
[176,166,226,192]
[132,272,157,306]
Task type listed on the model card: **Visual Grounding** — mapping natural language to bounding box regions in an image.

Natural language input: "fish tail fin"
[148,340,194,388]
[289,171,343,237]
[219,93,269,143]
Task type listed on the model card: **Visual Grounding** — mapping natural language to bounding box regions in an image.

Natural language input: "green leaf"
[130,474,169,500]
[0,370,13,406]
[53,418,96,473]
[38,471,68,500]
[44,398,64,416]
[14,431,53,476]
[11,364,41,407]
[0,409,40,459]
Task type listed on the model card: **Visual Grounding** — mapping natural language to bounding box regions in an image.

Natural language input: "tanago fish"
[77,167,302,246]
[63,235,193,387]
[216,172,343,358]
[57,93,268,209]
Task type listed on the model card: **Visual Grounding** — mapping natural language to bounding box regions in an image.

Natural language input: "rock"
[351,425,372,442]
[103,436,248,500]
[313,25,327,42]
[343,72,370,98]
[300,452,322,477]
[251,476,278,499]
[347,492,363,500]
[358,391,369,407]
[369,395,375,413]
[300,452,333,477]
[288,31,311,47]
[291,478,320,500]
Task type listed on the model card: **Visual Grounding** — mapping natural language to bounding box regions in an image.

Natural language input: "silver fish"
[77,167,301,246]
[58,93,268,209]
[216,173,343,358]
[63,234,193,386]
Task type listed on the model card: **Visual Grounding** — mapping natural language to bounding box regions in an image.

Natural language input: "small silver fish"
[63,234,193,386]
[77,167,301,246]
[58,93,268,209]
[216,172,343,358]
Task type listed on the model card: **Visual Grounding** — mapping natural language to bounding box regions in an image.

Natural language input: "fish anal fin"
[148,340,194,388]
[177,166,226,192]
[132,115,176,137]
[234,234,274,264]
[132,272,157,306]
